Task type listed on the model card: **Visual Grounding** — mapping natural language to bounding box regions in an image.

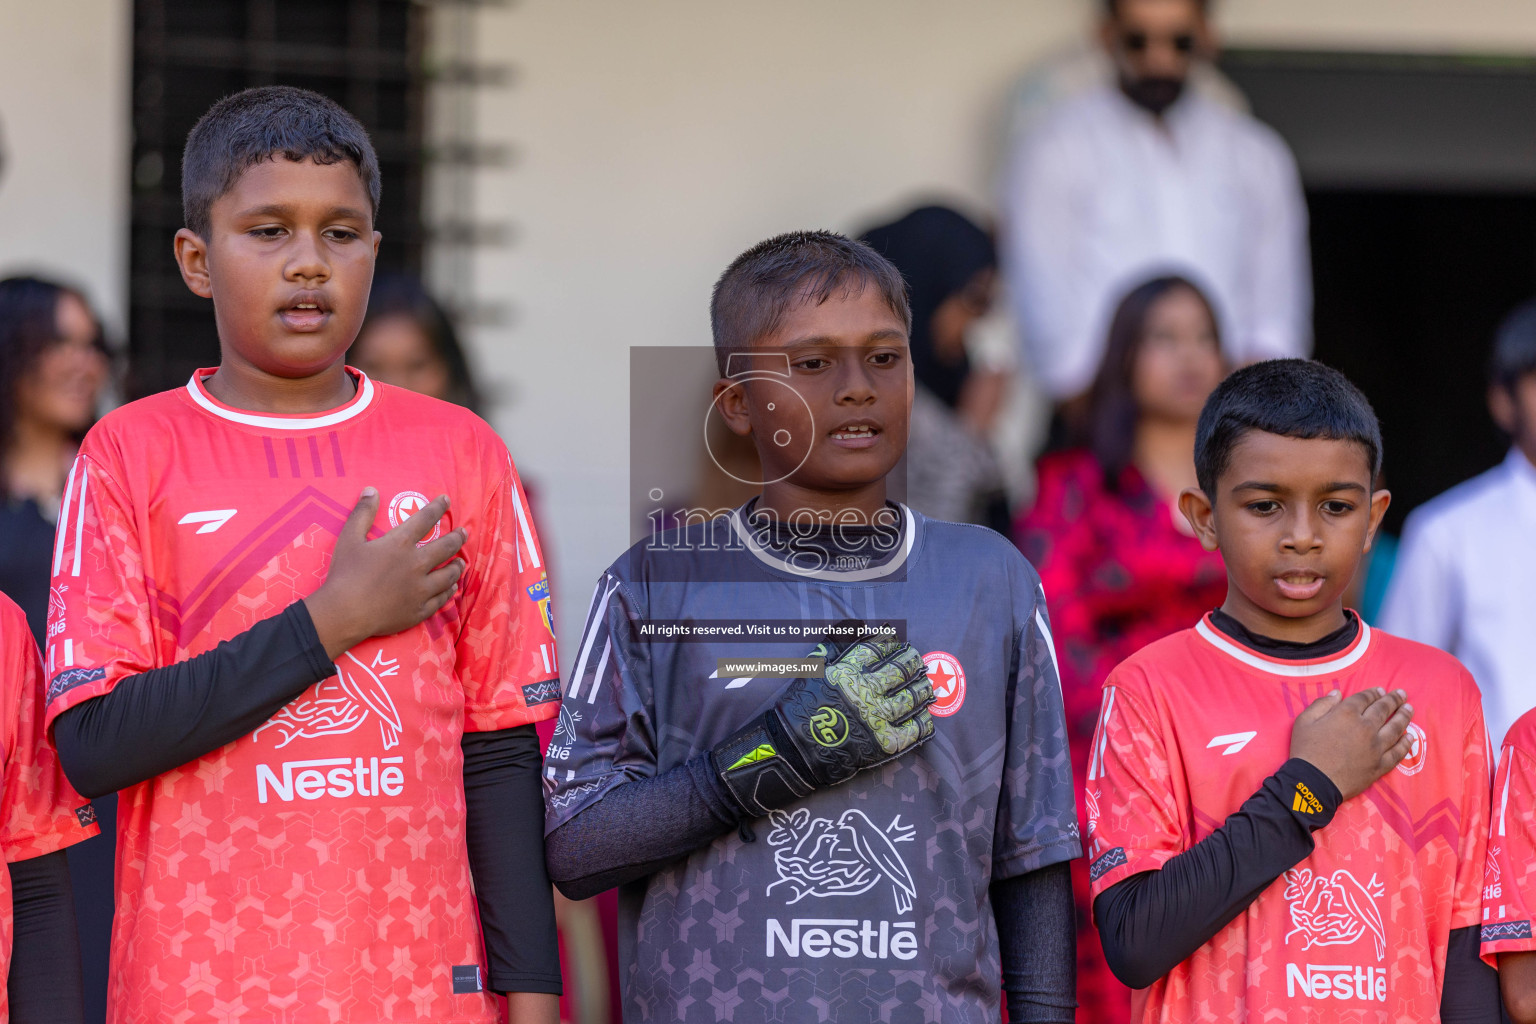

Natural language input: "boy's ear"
[1489,383,1516,436]
[1178,487,1218,552]
[711,378,753,438]
[1363,488,1392,553]
[174,228,213,299]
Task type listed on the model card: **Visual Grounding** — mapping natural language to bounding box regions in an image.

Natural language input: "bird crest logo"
[46,585,68,641]
[766,807,918,914]
[1282,867,1388,961]
[255,648,404,749]
[526,573,554,639]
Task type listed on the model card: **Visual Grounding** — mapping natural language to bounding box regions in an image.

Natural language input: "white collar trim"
[1194,616,1372,677]
[729,504,916,582]
[185,369,374,429]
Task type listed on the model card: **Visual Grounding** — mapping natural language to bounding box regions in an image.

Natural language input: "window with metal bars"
[129,0,426,398]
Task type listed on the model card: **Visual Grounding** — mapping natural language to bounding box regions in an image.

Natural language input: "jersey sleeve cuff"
[42,665,124,735]
[1088,845,1176,898]
[992,833,1083,881]
[464,679,561,732]
[1480,919,1536,969]
[2,812,100,864]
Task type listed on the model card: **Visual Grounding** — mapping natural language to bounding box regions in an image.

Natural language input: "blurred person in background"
[0,275,114,1024]
[1013,275,1227,1024]
[353,273,616,1024]
[0,277,111,645]
[1000,0,1309,430]
[861,205,1011,531]
[1379,299,1536,752]
[351,272,485,411]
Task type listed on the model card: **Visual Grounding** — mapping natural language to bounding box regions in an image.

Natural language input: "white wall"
[465,0,1536,657]
[469,1,1093,654]
[0,0,130,337]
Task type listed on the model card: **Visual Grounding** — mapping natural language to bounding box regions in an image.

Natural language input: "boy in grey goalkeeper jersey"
[543,231,1080,1024]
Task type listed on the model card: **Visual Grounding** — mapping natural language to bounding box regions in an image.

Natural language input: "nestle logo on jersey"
[765,919,917,961]
[256,756,405,803]
[1285,964,1386,1002]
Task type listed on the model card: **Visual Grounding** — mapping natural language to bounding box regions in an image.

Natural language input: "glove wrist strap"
[712,714,816,818]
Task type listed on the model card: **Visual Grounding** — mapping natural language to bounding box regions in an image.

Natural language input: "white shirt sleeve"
[1376,510,1460,652]
[1000,118,1102,399]
[1234,129,1312,363]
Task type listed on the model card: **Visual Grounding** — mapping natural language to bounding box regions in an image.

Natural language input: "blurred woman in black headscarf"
[861,205,1009,530]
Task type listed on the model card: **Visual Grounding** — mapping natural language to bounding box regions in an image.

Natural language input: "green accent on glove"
[727,744,778,771]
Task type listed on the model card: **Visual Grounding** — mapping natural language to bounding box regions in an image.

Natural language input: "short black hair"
[1104,0,1210,15]
[1489,299,1536,390]
[181,85,380,238]
[1194,358,1381,496]
[710,230,910,376]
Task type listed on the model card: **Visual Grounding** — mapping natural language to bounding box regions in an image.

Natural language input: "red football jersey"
[45,369,559,1024]
[0,591,98,1021]
[1481,708,1536,963]
[1086,615,1490,1023]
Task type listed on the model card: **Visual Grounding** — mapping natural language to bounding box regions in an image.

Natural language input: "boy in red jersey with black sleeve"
[43,87,560,1024]
[1481,708,1536,1021]
[1085,359,1498,1023]
[0,592,97,1024]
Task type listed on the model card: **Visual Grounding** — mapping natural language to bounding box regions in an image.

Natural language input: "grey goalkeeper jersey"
[544,505,1080,1023]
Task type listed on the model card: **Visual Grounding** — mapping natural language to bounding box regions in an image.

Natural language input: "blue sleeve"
[543,572,657,833]
[993,576,1082,879]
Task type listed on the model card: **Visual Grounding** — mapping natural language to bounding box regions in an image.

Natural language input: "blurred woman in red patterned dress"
[1013,275,1228,1024]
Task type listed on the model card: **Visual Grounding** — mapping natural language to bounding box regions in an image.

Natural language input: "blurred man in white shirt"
[1379,301,1536,749]
[1001,0,1311,405]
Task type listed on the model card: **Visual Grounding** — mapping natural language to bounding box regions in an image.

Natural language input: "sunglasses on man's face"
[1122,31,1195,54]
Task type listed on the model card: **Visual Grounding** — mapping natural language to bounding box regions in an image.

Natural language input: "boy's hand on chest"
[303,487,467,659]
[1289,687,1415,800]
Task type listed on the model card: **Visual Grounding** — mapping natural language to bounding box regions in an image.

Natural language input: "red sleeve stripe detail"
[1089,685,1117,782]
[70,463,89,577]
[1499,761,1512,838]
[510,478,541,571]
[52,458,80,575]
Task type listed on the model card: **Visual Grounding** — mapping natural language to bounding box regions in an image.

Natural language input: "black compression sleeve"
[992,861,1076,1024]
[8,851,84,1024]
[51,602,334,797]
[544,754,741,901]
[1094,758,1341,989]
[462,725,561,995]
[1439,926,1500,1022]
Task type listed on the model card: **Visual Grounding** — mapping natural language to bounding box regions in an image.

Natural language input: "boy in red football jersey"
[1085,359,1498,1021]
[44,87,560,1023]
[0,593,98,1024]
[1481,709,1536,1021]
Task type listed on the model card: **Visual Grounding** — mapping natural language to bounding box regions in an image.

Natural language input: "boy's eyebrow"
[782,330,907,349]
[1229,480,1369,494]
[234,203,371,221]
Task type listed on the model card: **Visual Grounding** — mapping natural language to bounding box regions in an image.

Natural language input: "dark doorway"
[1222,50,1536,531]
[1306,190,1536,532]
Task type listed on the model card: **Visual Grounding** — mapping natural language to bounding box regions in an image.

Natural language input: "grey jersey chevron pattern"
[545,506,1080,1023]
